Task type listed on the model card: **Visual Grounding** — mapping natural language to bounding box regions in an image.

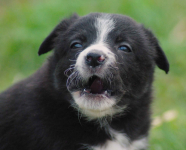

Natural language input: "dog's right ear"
[38,14,79,56]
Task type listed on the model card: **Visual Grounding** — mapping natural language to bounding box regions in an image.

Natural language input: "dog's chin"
[71,90,125,120]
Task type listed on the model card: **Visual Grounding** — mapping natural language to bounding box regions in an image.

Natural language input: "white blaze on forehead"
[95,15,115,43]
[75,15,116,80]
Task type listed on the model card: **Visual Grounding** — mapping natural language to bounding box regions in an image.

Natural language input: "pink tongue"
[90,78,103,94]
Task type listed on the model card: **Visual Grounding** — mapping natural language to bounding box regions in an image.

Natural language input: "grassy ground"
[0,0,186,149]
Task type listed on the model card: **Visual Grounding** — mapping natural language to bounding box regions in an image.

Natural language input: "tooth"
[107,90,112,95]
[104,91,108,94]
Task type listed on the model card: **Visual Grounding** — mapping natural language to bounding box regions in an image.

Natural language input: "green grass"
[0,0,186,149]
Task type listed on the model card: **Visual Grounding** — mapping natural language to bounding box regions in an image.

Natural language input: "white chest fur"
[91,128,148,150]
[93,140,128,150]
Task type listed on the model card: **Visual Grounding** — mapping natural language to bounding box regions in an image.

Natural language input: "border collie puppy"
[0,13,169,150]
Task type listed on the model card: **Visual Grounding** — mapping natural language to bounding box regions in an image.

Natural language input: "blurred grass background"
[0,0,186,149]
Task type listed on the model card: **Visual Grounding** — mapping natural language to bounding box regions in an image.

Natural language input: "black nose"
[86,53,106,67]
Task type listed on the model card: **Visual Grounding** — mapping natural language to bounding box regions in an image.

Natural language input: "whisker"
[108,63,119,70]
[66,71,77,90]
[69,59,76,62]
[70,64,75,67]
[64,67,75,77]
[116,61,124,65]
[75,51,82,58]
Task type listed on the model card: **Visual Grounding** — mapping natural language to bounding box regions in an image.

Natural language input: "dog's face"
[39,13,169,120]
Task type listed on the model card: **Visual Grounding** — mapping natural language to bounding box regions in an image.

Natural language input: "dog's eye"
[71,43,83,49]
[118,45,131,52]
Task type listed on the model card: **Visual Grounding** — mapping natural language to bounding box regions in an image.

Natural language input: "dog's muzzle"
[67,44,125,119]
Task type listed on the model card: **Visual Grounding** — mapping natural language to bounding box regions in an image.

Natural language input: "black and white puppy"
[0,13,169,150]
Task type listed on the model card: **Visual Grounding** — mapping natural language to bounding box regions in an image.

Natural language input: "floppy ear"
[38,14,79,55]
[154,42,169,74]
[143,28,169,74]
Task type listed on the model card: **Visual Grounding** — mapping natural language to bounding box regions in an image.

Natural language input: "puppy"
[0,13,169,150]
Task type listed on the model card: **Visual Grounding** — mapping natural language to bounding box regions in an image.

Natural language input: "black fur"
[0,13,169,150]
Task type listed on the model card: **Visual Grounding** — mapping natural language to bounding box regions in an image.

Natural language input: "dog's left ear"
[143,27,169,74]
[38,14,79,55]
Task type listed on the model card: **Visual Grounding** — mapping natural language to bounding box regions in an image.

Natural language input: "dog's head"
[38,13,169,120]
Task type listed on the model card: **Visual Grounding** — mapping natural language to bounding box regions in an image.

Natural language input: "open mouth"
[80,75,113,97]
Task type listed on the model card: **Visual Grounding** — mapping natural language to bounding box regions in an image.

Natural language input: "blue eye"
[118,45,131,52]
[71,43,82,49]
